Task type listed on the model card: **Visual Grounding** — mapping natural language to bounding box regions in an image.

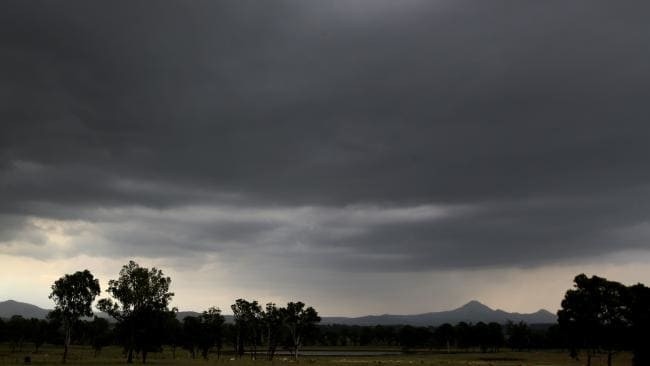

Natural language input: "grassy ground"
[0,344,633,366]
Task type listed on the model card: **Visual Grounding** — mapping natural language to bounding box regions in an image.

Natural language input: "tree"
[231,299,262,358]
[164,315,182,359]
[7,315,28,352]
[398,325,421,350]
[200,307,225,359]
[557,274,627,366]
[433,323,454,352]
[87,317,112,357]
[49,269,101,363]
[454,322,473,350]
[181,316,201,359]
[282,301,320,359]
[505,321,531,351]
[97,261,174,364]
[0,318,5,344]
[262,303,284,360]
[626,283,650,366]
[181,308,225,360]
[29,318,49,353]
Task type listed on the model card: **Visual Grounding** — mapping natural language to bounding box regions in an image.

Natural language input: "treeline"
[0,315,111,355]
[0,315,561,356]
[317,321,563,351]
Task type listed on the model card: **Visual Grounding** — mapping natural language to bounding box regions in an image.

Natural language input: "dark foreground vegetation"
[0,261,648,366]
[0,344,634,366]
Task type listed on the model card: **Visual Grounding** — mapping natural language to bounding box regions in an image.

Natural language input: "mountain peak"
[457,300,493,312]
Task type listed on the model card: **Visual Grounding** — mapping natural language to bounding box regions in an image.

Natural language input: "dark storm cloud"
[2,1,650,269]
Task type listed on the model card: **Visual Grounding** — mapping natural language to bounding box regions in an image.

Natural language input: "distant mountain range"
[320,300,556,326]
[0,299,556,326]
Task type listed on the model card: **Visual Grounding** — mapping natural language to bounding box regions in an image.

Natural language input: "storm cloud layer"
[2,0,650,286]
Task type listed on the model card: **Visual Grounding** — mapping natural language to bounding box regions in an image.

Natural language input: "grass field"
[0,345,633,366]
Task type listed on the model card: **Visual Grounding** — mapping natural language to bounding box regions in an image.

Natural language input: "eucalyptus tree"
[558,274,627,366]
[283,301,320,359]
[231,299,262,358]
[181,316,201,359]
[49,269,100,363]
[200,307,225,359]
[97,261,175,364]
[262,303,284,360]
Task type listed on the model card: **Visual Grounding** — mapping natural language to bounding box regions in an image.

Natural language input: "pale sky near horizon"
[2,1,650,316]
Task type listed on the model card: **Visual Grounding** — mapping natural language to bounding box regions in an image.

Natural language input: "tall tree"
[262,303,284,360]
[557,274,627,366]
[231,299,262,359]
[49,269,100,363]
[283,301,320,359]
[164,315,182,359]
[97,261,174,364]
[200,307,225,359]
[626,283,650,366]
[181,316,201,359]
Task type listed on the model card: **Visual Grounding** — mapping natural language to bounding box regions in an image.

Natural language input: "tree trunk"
[607,352,613,366]
[142,350,147,364]
[63,323,71,363]
[586,353,592,366]
[126,348,133,364]
[294,334,301,360]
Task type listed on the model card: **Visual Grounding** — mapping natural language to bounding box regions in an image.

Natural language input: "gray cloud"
[2,1,650,272]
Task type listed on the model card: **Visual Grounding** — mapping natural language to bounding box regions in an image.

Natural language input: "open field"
[0,345,633,366]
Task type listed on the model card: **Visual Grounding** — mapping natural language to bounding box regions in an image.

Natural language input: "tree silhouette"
[164,315,182,359]
[626,283,650,366]
[87,317,112,357]
[181,316,201,359]
[433,323,454,352]
[97,261,174,364]
[231,299,262,358]
[262,303,284,360]
[505,321,531,351]
[557,274,627,366]
[29,318,49,353]
[7,315,27,352]
[283,301,320,359]
[49,269,100,363]
[200,307,225,359]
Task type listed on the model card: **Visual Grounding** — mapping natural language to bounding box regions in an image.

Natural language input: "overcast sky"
[2,1,650,316]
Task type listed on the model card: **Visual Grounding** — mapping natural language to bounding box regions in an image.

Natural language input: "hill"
[1,299,556,325]
[0,300,50,319]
